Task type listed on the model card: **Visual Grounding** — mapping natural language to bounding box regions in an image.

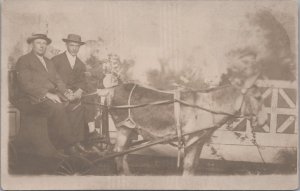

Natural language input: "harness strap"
[174,89,184,168]
[116,84,137,129]
[128,84,137,119]
[81,98,253,118]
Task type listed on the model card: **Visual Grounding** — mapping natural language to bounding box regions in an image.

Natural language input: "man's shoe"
[90,145,105,156]
[75,143,90,155]
[65,145,82,157]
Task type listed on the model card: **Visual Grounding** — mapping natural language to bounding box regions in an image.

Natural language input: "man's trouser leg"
[14,99,76,156]
[64,102,85,145]
[14,113,57,157]
[43,100,78,149]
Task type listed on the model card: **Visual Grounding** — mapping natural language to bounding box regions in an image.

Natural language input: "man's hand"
[73,89,83,99]
[45,92,62,103]
[64,89,76,101]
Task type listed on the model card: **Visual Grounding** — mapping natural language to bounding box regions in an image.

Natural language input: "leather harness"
[116,83,249,168]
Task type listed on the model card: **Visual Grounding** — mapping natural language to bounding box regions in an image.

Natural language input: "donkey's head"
[226,48,267,127]
[230,73,268,127]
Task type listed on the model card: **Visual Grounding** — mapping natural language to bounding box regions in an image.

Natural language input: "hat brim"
[62,39,85,45]
[27,37,52,45]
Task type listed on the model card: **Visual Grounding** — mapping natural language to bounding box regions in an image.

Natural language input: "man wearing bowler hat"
[14,33,83,158]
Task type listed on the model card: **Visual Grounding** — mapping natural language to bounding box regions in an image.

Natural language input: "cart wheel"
[8,141,18,172]
[55,156,94,175]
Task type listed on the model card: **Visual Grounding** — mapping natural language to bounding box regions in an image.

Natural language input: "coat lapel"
[64,51,81,71]
[63,52,74,70]
[44,58,54,75]
[30,52,49,73]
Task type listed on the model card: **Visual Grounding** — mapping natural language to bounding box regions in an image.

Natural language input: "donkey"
[109,74,268,175]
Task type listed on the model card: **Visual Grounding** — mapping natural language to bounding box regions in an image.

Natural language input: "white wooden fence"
[204,80,298,163]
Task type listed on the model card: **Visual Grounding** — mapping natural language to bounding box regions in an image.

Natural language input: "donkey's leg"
[183,137,200,176]
[183,136,206,176]
[183,128,216,176]
[114,127,133,175]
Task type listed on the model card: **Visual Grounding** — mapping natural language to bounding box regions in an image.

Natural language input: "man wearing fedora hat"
[52,34,96,153]
[14,33,83,158]
[52,34,86,99]
[53,34,110,152]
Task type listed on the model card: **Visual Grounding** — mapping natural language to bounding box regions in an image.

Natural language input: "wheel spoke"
[65,161,74,174]
[57,162,73,175]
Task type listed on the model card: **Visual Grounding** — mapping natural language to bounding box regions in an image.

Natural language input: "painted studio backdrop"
[3,0,297,176]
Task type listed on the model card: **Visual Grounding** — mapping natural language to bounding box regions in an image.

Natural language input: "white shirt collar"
[34,54,48,71]
[35,54,44,60]
[66,51,76,69]
[35,54,45,62]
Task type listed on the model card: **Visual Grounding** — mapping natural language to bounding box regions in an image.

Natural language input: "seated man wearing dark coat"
[14,33,83,158]
[52,34,108,151]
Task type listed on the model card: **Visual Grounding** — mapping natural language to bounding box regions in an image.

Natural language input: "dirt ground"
[9,152,297,176]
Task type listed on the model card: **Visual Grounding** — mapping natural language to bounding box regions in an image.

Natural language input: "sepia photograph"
[1,0,298,190]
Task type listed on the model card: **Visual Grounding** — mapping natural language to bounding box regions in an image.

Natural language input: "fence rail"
[219,79,297,135]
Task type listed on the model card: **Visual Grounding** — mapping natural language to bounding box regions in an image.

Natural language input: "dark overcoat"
[52,52,87,139]
[16,51,67,104]
[52,52,87,92]
[14,51,78,157]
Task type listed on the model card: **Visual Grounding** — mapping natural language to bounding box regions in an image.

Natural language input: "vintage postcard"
[1,0,298,190]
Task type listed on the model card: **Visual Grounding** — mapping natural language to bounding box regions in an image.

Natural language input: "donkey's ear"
[241,73,260,90]
[229,72,260,91]
[228,77,244,88]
